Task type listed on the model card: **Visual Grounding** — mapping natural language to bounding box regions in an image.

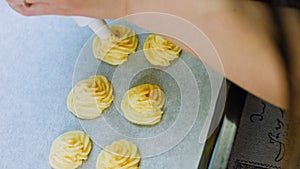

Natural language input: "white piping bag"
[73,16,111,39]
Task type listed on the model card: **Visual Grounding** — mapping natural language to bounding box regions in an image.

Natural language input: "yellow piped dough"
[96,139,141,169]
[49,131,92,169]
[67,75,114,119]
[143,34,182,66]
[93,25,138,65]
[121,84,165,125]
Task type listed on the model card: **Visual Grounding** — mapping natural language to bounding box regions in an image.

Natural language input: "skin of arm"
[6,0,295,115]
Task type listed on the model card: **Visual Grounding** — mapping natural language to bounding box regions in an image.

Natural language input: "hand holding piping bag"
[6,0,127,17]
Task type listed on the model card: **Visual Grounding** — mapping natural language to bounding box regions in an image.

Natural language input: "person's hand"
[6,0,127,17]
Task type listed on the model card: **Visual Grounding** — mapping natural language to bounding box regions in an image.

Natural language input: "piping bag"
[73,16,111,39]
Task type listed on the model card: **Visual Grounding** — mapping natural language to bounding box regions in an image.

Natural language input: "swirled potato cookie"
[121,84,165,125]
[49,131,92,169]
[143,34,182,66]
[67,75,113,119]
[96,139,140,169]
[93,25,138,65]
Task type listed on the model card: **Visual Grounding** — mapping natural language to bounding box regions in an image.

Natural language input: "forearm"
[195,1,289,110]
[122,1,289,110]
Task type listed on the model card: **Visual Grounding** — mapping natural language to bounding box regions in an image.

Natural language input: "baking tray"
[71,19,226,169]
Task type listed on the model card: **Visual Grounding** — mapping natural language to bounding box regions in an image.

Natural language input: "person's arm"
[6,0,291,112]
[125,1,290,110]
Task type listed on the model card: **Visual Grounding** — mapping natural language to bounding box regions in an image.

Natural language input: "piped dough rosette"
[49,131,92,169]
[143,34,182,66]
[121,84,165,125]
[67,75,114,119]
[96,139,141,169]
[93,25,138,65]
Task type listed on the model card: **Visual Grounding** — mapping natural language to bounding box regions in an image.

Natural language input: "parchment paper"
[72,20,225,168]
